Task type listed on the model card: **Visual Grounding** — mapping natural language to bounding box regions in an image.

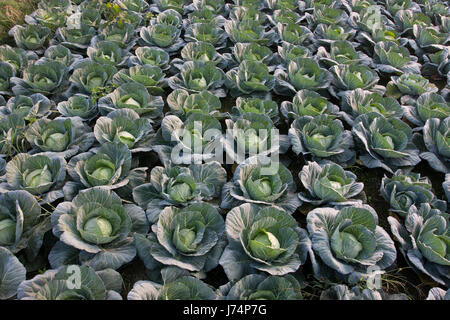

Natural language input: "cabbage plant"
[150,0,186,14]
[275,57,333,95]
[51,188,148,270]
[0,157,5,176]
[223,113,289,162]
[135,203,225,274]
[382,168,433,190]
[412,117,449,173]
[393,9,431,34]
[230,0,264,10]
[313,24,357,45]
[411,26,449,52]
[373,41,421,74]
[0,247,26,299]
[265,0,300,10]
[70,8,102,29]
[9,24,51,53]
[218,274,303,300]
[385,0,420,16]
[0,62,16,95]
[184,22,227,49]
[128,47,170,70]
[94,109,153,153]
[289,115,355,166]
[86,41,129,67]
[316,40,372,67]
[171,42,226,70]
[128,274,216,300]
[57,94,98,120]
[112,65,168,96]
[281,89,339,123]
[153,8,183,27]
[69,60,117,94]
[54,26,97,51]
[221,156,301,214]
[389,204,450,287]
[231,97,279,125]
[11,59,68,96]
[78,0,102,9]
[224,43,277,70]
[219,204,312,280]
[298,161,364,206]
[98,83,164,118]
[186,0,226,15]
[268,9,301,26]
[227,7,265,24]
[0,190,51,260]
[0,45,36,73]
[17,265,123,300]
[277,43,312,65]
[151,114,223,165]
[4,152,66,203]
[306,5,348,26]
[33,7,58,29]
[444,173,450,203]
[117,10,143,27]
[139,24,184,53]
[117,0,150,12]
[330,64,383,97]
[226,60,275,97]
[94,23,136,50]
[307,205,396,281]
[133,162,226,223]
[386,73,438,102]
[380,169,446,218]
[67,142,146,195]
[185,6,226,25]
[403,93,450,128]
[352,112,420,173]
[277,23,314,46]
[356,27,406,49]
[168,61,226,97]
[427,288,450,300]
[339,89,403,126]
[348,4,394,33]
[0,114,28,156]
[422,48,450,81]
[166,89,222,120]
[44,45,82,70]
[224,19,277,45]
[37,0,72,12]
[320,284,408,300]
[25,117,95,158]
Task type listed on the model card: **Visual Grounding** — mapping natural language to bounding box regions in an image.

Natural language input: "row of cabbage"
[0,0,448,300]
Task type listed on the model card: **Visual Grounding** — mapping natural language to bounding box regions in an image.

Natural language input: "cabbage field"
[0,0,449,301]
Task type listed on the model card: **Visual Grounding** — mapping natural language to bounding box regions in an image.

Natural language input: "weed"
[0,0,39,44]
